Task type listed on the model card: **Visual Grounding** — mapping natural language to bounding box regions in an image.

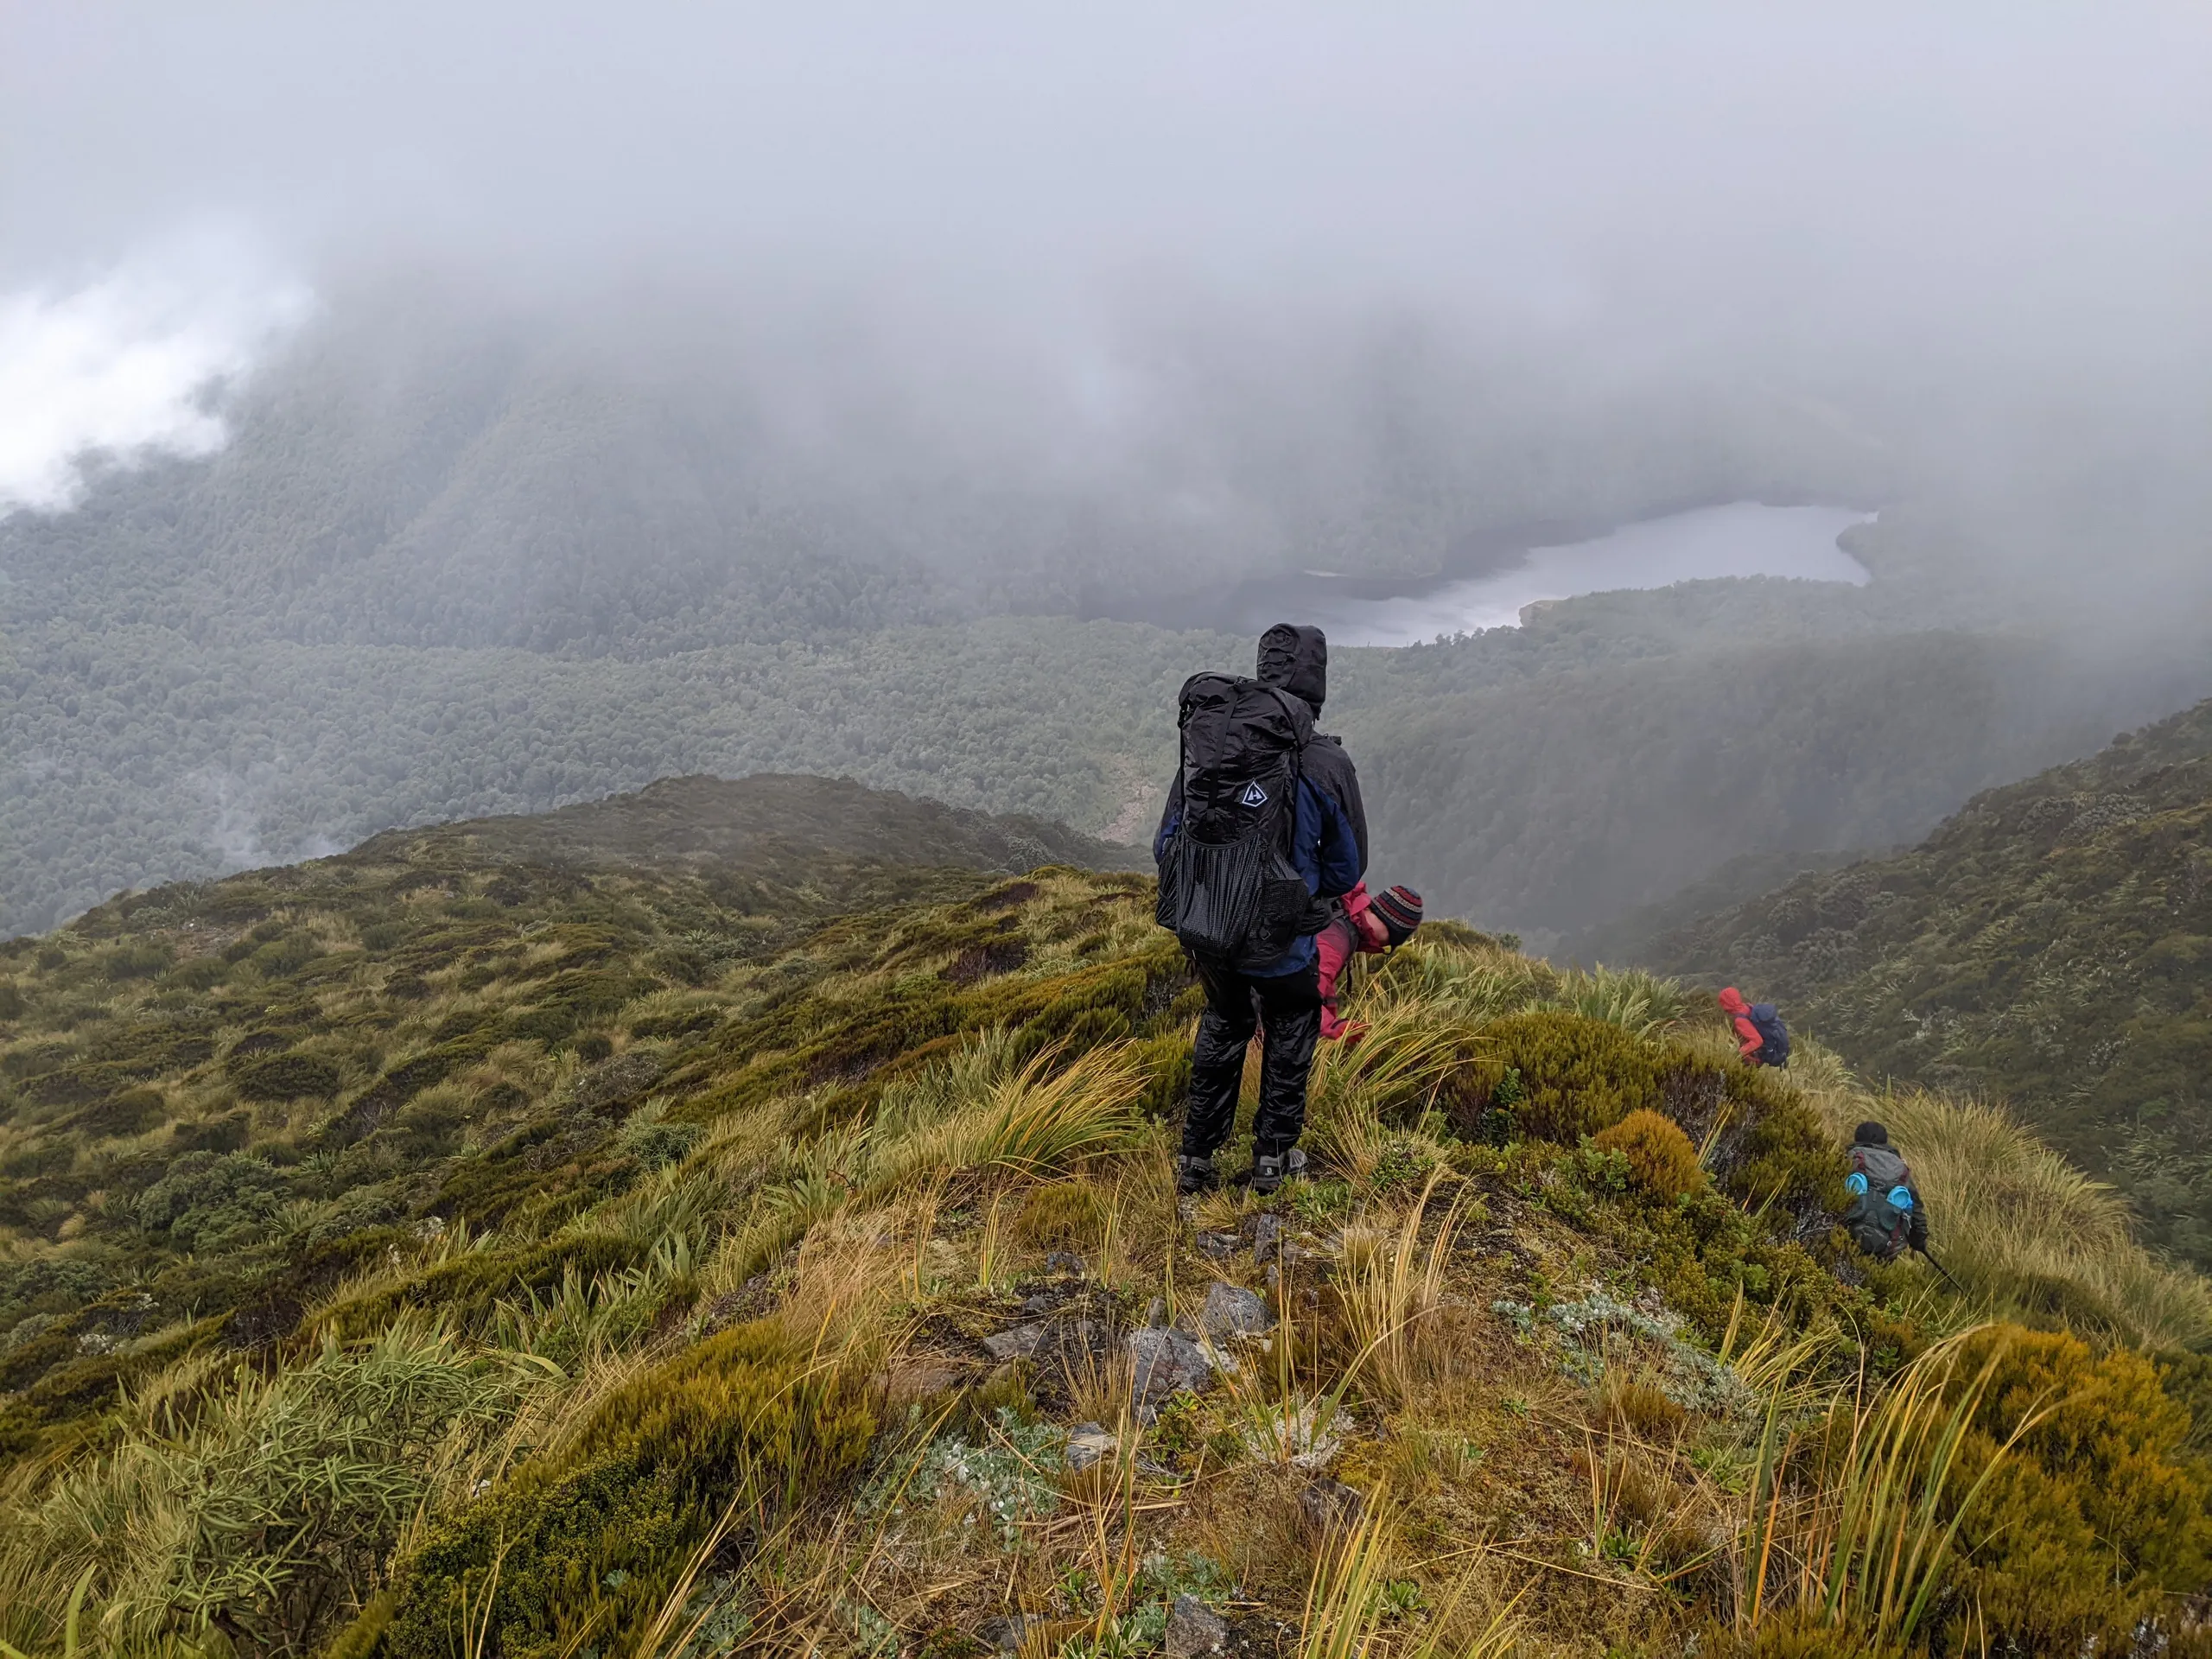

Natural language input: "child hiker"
[1316,882,1422,1044]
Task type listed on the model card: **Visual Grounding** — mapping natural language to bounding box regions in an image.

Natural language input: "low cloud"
[0,235,309,516]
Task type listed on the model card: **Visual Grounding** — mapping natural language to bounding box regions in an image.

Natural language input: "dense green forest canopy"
[1631,696,2212,1266]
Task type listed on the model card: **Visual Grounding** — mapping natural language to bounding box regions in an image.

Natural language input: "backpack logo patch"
[1240,782,1269,808]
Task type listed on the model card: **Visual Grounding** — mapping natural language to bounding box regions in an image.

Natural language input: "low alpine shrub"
[1592,1109,1705,1200]
[1944,1325,2212,1653]
[1452,1011,1662,1144]
[380,1319,874,1659]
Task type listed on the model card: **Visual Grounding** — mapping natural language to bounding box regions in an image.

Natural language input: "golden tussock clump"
[1593,1108,1707,1200]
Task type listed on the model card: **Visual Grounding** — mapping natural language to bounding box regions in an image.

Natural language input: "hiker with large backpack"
[1719,986,1790,1069]
[1155,624,1366,1196]
[1842,1120,1930,1263]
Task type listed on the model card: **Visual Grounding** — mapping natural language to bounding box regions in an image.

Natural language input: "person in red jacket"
[1718,986,1790,1067]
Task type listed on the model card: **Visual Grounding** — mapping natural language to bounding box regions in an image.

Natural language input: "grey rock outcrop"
[1128,1325,1214,1409]
[1199,1281,1273,1342]
[1164,1595,1229,1656]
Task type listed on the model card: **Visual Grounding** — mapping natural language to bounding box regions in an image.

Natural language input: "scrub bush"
[1459,1011,1662,1143]
[380,1319,874,1659]
[232,1052,344,1102]
[1592,1109,1704,1200]
[1945,1325,2212,1653]
[135,1151,289,1254]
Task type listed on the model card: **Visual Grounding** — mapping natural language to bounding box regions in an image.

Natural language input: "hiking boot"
[1175,1154,1218,1195]
[1249,1147,1307,1195]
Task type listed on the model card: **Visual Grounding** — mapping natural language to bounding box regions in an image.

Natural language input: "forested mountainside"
[1635,696,2212,1267]
[8,575,2202,943]
[8,293,2209,944]
[3,783,2210,1658]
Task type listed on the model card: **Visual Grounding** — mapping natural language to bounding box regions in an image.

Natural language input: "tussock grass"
[1783,1038,2212,1349]
[868,1040,1147,1187]
[1871,1086,2212,1346]
[1301,993,1466,1189]
[1332,1173,1468,1409]
[1738,1325,2050,1650]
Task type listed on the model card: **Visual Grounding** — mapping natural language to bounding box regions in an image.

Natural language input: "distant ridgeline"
[0,774,1140,1420]
[1637,696,2212,1266]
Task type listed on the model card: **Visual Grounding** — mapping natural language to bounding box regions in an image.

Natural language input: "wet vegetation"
[2,789,2209,1656]
[1640,695,2212,1269]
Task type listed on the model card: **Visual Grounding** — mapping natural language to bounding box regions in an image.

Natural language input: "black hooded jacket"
[1255,623,1369,874]
[1152,624,1370,976]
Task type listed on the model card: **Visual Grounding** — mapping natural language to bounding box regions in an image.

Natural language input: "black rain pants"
[1183,957,1322,1162]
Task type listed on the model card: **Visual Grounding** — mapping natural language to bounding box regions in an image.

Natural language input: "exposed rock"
[1300,1477,1365,1533]
[982,1323,1043,1361]
[977,1613,1032,1651]
[1196,1230,1240,1260]
[1145,1295,1168,1327]
[1249,1212,1282,1262]
[1199,1281,1273,1341]
[1164,1595,1229,1657]
[1065,1421,1119,1471]
[1020,1293,1055,1316]
[1042,1250,1086,1276]
[1129,1325,1214,1408]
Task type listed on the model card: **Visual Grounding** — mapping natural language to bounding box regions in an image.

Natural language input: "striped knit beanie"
[1370,885,1424,946]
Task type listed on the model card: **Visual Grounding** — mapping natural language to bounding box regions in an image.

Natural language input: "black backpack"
[1154,673,1331,970]
[1745,1002,1790,1067]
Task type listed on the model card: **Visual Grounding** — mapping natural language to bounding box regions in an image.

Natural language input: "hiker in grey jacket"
[1844,1121,1929,1260]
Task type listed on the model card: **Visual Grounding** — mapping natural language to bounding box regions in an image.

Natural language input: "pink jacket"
[1318,882,1391,1042]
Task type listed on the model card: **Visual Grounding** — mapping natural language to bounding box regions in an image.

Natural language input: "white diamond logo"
[1240,782,1268,807]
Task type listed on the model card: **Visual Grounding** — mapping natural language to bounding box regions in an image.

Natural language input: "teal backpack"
[1843,1144,1915,1260]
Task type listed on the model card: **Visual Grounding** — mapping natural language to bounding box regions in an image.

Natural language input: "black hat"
[1853,1121,1889,1147]
[1370,885,1423,945]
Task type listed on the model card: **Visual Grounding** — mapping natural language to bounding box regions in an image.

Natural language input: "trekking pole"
[1916,1247,1965,1294]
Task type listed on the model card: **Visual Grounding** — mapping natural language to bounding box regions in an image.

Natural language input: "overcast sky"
[4,3,2210,518]
[7,4,2208,321]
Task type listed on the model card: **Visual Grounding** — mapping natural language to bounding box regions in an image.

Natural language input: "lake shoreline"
[1079,492,1881,636]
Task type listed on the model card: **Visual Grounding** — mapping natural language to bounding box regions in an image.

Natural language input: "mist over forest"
[4,3,2211,944]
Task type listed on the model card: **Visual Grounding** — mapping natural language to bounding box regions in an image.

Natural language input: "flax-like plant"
[1738,1325,2055,1647]
[1332,1173,1467,1408]
[1543,966,1688,1039]
[1297,1492,1398,1659]
[0,1322,533,1658]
